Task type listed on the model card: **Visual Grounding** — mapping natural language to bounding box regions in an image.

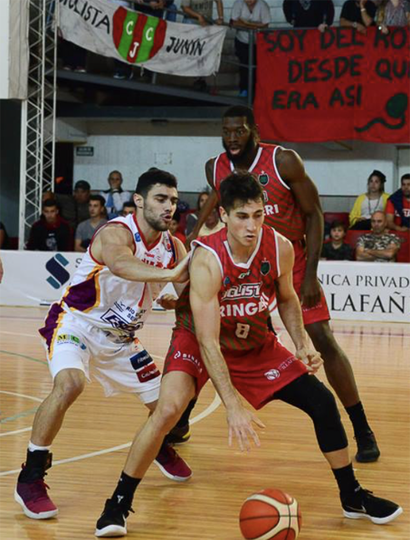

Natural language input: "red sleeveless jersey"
[212,143,306,241]
[175,225,281,352]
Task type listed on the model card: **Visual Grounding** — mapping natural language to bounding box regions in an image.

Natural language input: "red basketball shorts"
[164,328,308,410]
[292,240,330,326]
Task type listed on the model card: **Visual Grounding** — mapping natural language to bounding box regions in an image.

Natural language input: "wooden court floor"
[0,306,409,540]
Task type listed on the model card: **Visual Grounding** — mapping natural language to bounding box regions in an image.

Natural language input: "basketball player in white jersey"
[15,169,192,521]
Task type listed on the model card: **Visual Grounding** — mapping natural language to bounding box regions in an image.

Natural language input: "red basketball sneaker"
[154,443,192,482]
[15,478,58,519]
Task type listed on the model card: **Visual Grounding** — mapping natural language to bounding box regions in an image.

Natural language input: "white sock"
[28,441,51,452]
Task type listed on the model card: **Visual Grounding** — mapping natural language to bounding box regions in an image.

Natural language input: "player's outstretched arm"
[185,159,219,248]
[190,247,265,451]
[275,234,323,375]
[92,224,189,283]
[277,148,324,307]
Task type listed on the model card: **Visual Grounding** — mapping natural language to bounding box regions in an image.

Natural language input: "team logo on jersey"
[265,369,280,381]
[222,283,261,300]
[238,269,251,279]
[134,232,141,242]
[260,260,271,276]
[223,276,231,286]
[258,173,269,186]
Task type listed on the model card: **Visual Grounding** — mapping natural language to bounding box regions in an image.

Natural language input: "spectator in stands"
[349,170,390,230]
[112,1,134,79]
[121,200,136,216]
[169,210,187,243]
[74,195,107,253]
[231,0,270,98]
[356,211,401,262]
[100,170,132,219]
[185,191,210,236]
[321,220,353,261]
[283,0,335,31]
[0,221,10,250]
[376,0,410,34]
[385,173,410,232]
[340,0,377,32]
[56,180,91,230]
[27,199,72,252]
[182,0,224,26]
[60,41,87,73]
[182,0,225,91]
[198,207,225,236]
[135,0,177,19]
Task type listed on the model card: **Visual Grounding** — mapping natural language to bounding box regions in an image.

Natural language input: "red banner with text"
[254,27,410,143]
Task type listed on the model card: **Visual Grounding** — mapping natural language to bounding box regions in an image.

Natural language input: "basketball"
[239,489,301,540]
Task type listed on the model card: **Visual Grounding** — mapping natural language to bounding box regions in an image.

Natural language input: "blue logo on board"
[45,253,70,289]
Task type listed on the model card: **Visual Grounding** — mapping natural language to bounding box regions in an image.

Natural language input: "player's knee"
[310,386,348,452]
[152,400,183,434]
[52,369,85,405]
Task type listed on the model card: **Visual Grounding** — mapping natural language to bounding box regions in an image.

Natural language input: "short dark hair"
[74,180,90,191]
[122,200,136,210]
[330,219,347,232]
[42,198,58,209]
[401,173,410,183]
[223,106,256,128]
[136,168,178,197]
[368,170,386,185]
[89,194,106,207]
[220,172,264,213]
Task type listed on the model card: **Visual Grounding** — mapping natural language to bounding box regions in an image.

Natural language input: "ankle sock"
[332,463,360,498]
[111,472,141,508]
[345,402,371,437]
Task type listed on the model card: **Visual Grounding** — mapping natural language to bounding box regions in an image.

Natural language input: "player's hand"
[170,255,190,283]
[157,294,178,310]
[226,404,265,452]
[295,346,323,375]
[300,274,322,308]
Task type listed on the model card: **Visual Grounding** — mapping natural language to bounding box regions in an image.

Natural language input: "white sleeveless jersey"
[60,214,177,342]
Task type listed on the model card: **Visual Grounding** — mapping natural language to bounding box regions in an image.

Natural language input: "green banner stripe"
[136,16,160,63]
[118,11,139,59]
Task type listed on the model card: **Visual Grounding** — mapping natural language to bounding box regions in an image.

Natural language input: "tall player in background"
[14,169,193,522]
[95,173,401,537]
[188,105,379,463]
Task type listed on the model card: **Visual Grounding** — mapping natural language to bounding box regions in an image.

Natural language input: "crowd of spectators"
[22,170,135,253]
[321,171,410,263]
[57,0,410,99]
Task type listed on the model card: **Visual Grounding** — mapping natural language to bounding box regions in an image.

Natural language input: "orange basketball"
[239,489,302,540]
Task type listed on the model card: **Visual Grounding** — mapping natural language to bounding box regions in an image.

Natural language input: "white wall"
[73,130,406,196]
[0,0,10,98]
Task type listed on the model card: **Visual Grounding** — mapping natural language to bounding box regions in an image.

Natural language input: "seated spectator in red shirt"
[356,211,401,262]
[27,199,72,251]
[340,0,376,33]
[321,220,353,260]
[385,173,410,232]
[169,211,186,244]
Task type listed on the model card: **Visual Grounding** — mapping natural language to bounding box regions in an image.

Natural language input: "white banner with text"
[0,253,409,323]
[58,0,227,76]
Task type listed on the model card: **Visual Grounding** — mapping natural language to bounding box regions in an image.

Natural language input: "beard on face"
[143,205,170,232]
[222,133,256,164]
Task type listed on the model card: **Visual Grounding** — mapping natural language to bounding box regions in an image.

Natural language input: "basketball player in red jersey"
[95,173,401,537]
[187,105,379,464]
